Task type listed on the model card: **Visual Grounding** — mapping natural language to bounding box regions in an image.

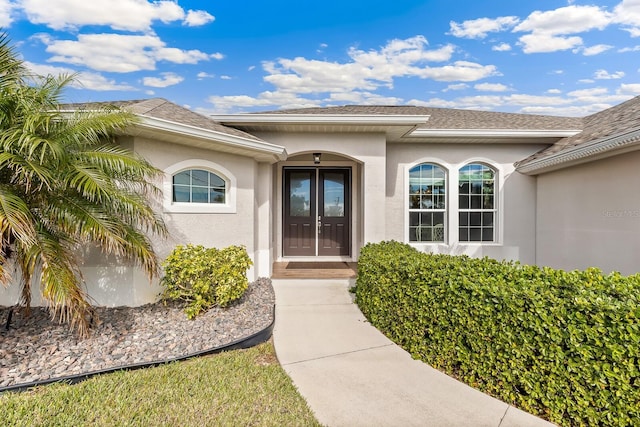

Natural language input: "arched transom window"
[408,163,446,242]
[172,169,226,204]
[458,163,495,242]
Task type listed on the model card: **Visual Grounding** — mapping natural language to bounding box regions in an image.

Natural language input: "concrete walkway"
[272,279,555,427]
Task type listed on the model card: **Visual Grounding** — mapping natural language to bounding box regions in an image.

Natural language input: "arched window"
[172,169,226,204]
[458,163,495,242]
[408,163,446,242]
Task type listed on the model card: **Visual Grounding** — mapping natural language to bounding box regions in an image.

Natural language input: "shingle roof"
[258,105,583,131]
[63,98,264,142]
[517,95,640,167]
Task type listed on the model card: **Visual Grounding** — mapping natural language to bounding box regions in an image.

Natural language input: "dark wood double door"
[284,168,351,257]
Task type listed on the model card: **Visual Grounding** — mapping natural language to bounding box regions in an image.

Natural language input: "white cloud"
[580,44,613,56]
[492,43,512,52]
[24,61,135,91]
[449,16,519,39]
[210,52,224,60]
[618,83,640,94]
[474,83,510,92]
[207,36,500,113]
[514,5,613,54]
[197,72,215,79]
[613,0,640,36]
[518,33,583,54]
[547,89,562,94]
[594,69,625,79]
[514,5,612,35]
[43,33,216,72]
[0,0,14,27]
[220,75,232,80]
[142,72,184,88]
[567,87,609,97]
[18,0,188,31]
[619,45,640,52]
[578,79,595,84]
[183,9,214,27]
[443,83,469,92]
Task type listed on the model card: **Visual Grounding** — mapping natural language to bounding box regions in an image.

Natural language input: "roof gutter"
[516,126,640,175]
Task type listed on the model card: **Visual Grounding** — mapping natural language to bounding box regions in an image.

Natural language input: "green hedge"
[161,244,252,319]
[354,241,640,426]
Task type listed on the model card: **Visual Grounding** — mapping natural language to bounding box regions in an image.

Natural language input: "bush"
[355,241,640,427]
[161,244,252,319]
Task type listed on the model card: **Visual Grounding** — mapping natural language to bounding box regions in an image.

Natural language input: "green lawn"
[1,341,321,427]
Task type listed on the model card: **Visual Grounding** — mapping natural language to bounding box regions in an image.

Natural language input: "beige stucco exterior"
[3,98,638,308]
[536,150,640,275]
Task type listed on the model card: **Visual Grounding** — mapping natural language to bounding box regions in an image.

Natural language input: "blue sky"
[2,0,639,116]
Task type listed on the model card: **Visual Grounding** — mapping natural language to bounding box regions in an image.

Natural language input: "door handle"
[317,216,322,235]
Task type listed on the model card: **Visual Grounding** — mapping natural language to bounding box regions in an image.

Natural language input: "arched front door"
[283,167,351,257]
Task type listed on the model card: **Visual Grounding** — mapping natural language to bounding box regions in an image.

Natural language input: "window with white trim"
[172,169,226,204]
[408,163,446,243]
[163,159,236,214]
[458,163,496,242]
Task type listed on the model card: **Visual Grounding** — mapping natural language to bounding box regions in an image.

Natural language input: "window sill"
[163,203,236,214]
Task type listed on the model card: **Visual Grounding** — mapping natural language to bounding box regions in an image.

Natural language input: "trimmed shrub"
[355,241,640,426]
[161,244,252,319]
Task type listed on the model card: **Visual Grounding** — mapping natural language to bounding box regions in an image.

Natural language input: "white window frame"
[405,158,503,247]
[405,160,449,245]
[163,159,236,213]
[457,162,498,244]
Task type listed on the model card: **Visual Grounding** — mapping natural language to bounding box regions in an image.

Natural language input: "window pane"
[471,195,482,209]
[210,173,225,188]
[482,228,494,241]
[192,186,208,203]
[191,169,209,187]
[470,212,481,226]
[409,212,420,226]
[173,171,190,185]
[173,185,190,202]
[210,189,225,204]
[459,212,468,226]
[482,212,494,226]
[469,228,482,241]
[409,227,419,242]
[290,172,311,217]
[324,173,345,217]
[459,228,468,241]
[420,212,434,226]
[459,195,469,209]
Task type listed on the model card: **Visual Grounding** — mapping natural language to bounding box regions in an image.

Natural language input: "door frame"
[277,160,358,261]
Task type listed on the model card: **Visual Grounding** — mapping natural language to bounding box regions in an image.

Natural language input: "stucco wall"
[0,136,261,307]
[536,150,640,275]
[386,143,546,265]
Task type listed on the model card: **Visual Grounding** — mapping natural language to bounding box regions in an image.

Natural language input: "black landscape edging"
[0,307,275,394]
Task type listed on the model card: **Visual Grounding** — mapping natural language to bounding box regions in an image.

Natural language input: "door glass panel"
[323,173,345,217]
[289,172,311,217]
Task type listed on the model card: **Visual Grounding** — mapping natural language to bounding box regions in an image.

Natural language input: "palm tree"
[0,33,167,336]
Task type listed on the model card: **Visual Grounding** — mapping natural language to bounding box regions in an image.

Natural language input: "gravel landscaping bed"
[0,277,275,389]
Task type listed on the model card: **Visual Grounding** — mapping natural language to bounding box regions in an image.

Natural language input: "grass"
[0,341,321,427]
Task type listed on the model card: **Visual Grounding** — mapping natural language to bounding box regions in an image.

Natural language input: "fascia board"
[407,129,582,138]
[517,127,640,175]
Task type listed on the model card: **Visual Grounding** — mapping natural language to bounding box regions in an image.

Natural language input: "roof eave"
[132,116,288,163]
[517,127,640,175]
[211,113,431,127]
